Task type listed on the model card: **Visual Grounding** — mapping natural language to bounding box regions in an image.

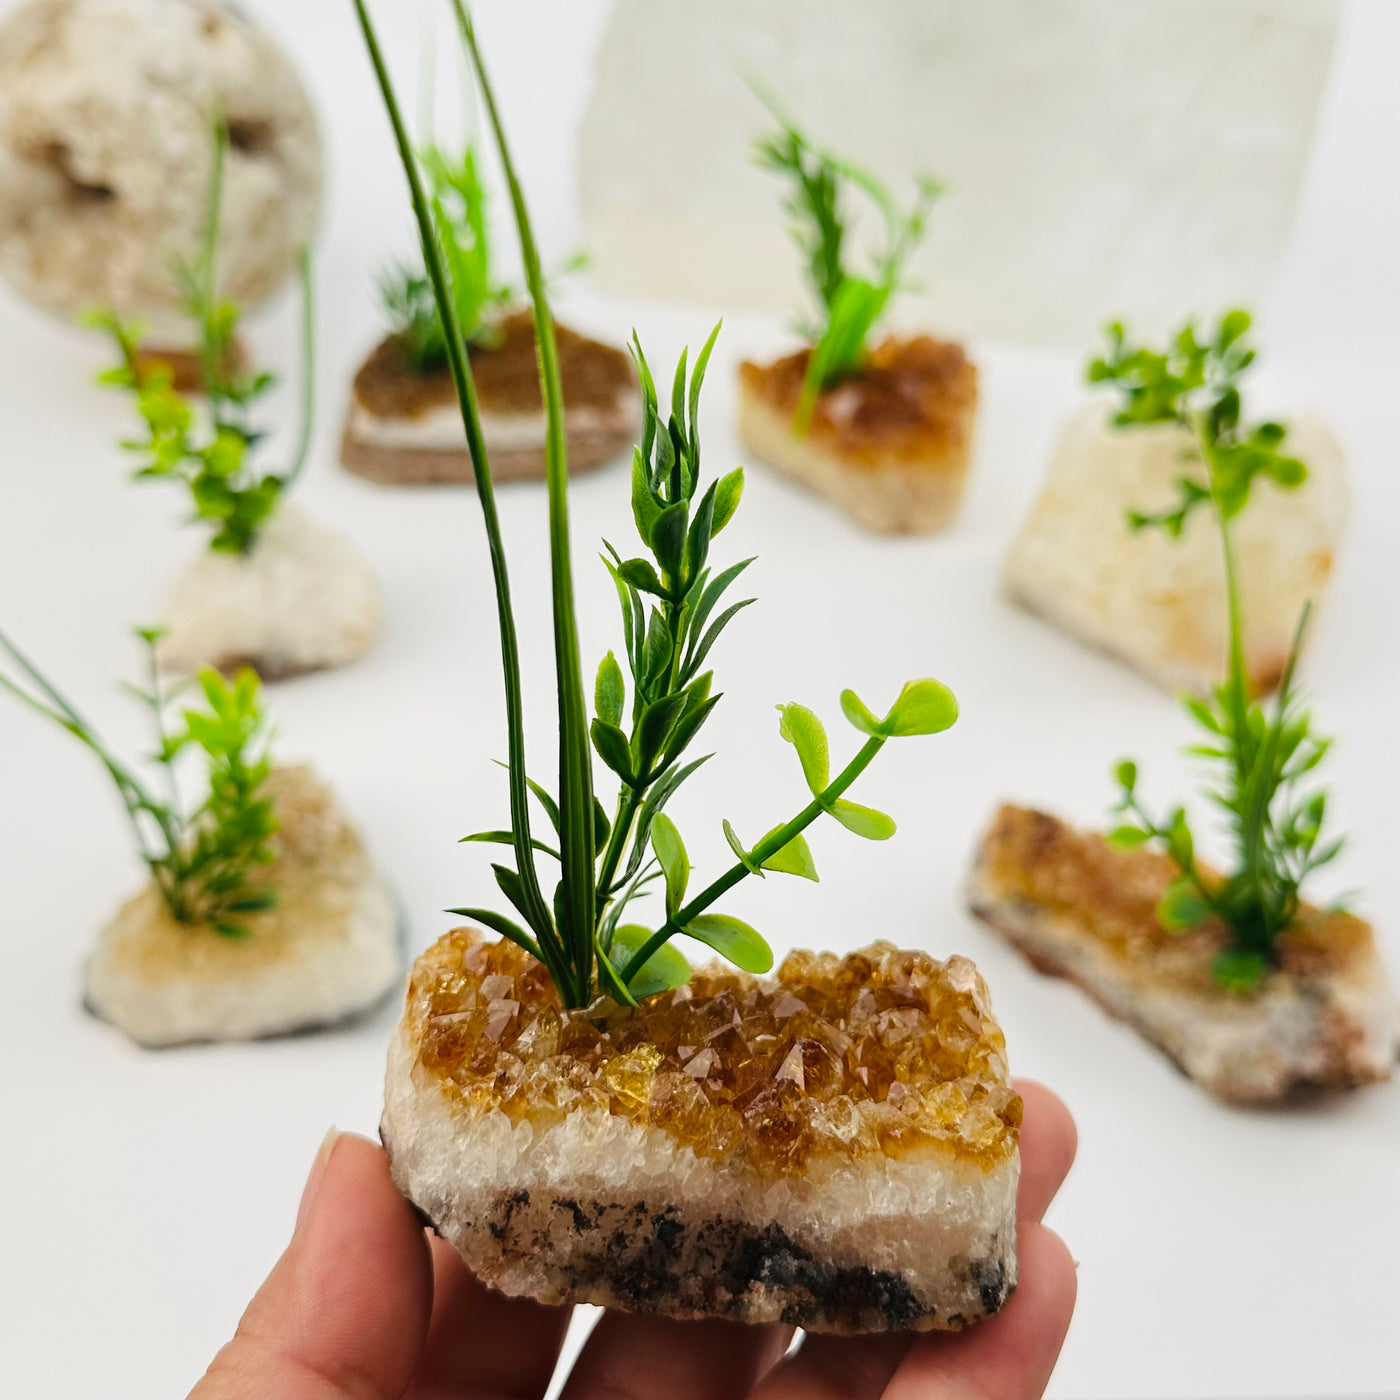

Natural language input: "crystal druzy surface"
[408,931,1021,1174]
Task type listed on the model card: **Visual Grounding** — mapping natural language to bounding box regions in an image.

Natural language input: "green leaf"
[594,651,624,727]
[650,813,690,918]
[635,693,687,769]
[722,817,762,874]
[683,598,753,678]
[760,829,819,881]
[591,929,639,1008]
[1107,825,1152,850]
[590,719,635,784]
[683,913,774,973]
[829,798,896,840]
[631,449,662,546]
[1212,947,1269,995]
[1115,760,1138,792]
[839,689,882,736]
[523,774,561,834]
[445,906,543,961]
[617,558,666,597]
[777,702,829,793]
[460,829,562,861]
[710,467,744,536]
[1157,876,1210,931]
[651,501,688,582]
[881,678,959,736]
[611,923,691,1000]
[659,693,721,770]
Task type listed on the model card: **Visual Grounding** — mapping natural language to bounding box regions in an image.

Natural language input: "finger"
[559,1313,792,1400]
[190,1130,433,1400]
[881,1223,1077,1400]
[1013,1079,1078,1222]
[748,1331,913,1400]
[405,1233,571,1399]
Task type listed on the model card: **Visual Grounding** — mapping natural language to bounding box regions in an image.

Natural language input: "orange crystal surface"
[978,804,1372,993]
[407,930,1021,1173]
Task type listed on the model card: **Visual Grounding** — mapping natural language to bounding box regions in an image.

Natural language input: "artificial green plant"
[378,140,514,370]
[753,91,943,430]
[0,628,278,935]
[353,0,960,1011]
[88,115,315,555]
[1092,310,1345,992]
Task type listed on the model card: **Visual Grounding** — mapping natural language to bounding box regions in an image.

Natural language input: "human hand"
[189,1080,1077,1399]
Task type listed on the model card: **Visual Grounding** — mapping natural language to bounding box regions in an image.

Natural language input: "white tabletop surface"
[1,2,1398,1397]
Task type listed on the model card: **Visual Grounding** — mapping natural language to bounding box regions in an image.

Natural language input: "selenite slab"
[578,0,1339,347]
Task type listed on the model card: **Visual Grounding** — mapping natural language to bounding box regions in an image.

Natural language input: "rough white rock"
[0,0,321,339]
[158,506,383,680]
[1003,408,1348,693]
[85,765,401,1047]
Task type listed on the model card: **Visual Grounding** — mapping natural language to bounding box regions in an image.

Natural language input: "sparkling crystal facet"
[409,930,1019,1173]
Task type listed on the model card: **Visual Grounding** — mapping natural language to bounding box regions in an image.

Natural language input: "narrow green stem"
[453,0,596,1003]
[197,114,230,426]
[352,0,557,971]
[620,734,886,983]
[595,785,642,909]
[283,246,316,489]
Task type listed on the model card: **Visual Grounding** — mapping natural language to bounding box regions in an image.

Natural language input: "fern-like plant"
[753,88,943,430]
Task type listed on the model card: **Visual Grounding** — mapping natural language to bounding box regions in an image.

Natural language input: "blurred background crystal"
[579,0,1340,347]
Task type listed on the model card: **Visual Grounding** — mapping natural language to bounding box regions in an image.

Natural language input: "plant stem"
[350,0,559,985]
[197,113,230,427]
[453,0,596,1005]
[620,734,886,983]
[595,785,642,908]
[283,246,316,489]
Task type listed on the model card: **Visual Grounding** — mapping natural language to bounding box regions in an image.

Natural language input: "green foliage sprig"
[354,0,961,1010]
[88,116,315,555]
[0,628,278,935]
[753,88,943,429]
[1092,310,1343,992]
[379,141,514,370]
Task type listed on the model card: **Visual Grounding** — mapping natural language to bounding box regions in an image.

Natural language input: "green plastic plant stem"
[1241,601,1313,942]
[143,635,182,833]
[0,630,175,893]
[197,114,230,427]
[283,247,316,488]
[620,733,886,984]
[349,0,562,987]
[595,785,642,909]
[453,0,596,1007]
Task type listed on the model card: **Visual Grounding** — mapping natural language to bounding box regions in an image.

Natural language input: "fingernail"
[296,1125,340,1231]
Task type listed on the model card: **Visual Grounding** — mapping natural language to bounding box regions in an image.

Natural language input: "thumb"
[189,1130,433,1400]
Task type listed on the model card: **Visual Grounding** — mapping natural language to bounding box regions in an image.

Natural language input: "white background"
[1,2,1398,1397]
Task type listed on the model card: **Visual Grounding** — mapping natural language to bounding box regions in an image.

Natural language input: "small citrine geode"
[383,930,1022,1334]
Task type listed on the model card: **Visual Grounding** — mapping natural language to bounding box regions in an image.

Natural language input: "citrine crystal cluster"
[410,929,1020,1174]
[970,804,1399,1101]
[383,929,1021,1332]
